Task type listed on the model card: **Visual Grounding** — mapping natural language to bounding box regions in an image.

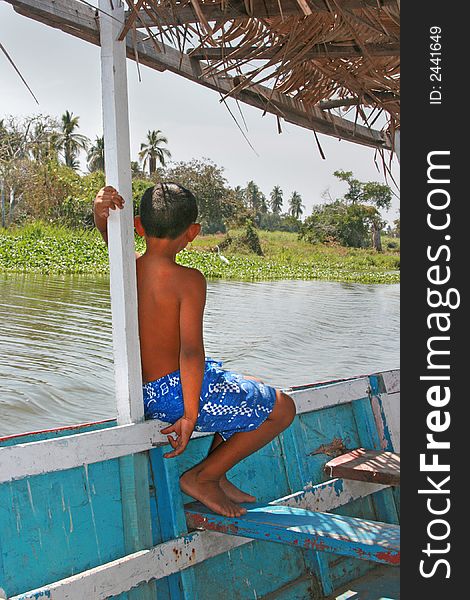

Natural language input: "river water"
[0,273,399,438]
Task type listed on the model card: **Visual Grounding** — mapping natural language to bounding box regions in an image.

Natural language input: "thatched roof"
[5,0,399,152]
[122,0,399,149]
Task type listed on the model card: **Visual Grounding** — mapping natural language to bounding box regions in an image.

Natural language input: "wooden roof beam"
[319,92,398,109]
[188,42,400,61]
[4,0,101,45]
[129,0,399,26]
[3,0,391,149]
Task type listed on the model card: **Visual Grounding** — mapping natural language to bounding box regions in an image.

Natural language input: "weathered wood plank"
[185,503,400,566]
[295,395,391,590]
[129,0,398,26]
[381,392,400,452]
[381,370,400,394]
[271,477,391,591]
[188,42,400,61]
[7,531,251,600]
[289,378,370,415]
[351,397,382,451]
[0,421,166,483]
[272,478,388,512]
[0,473,388,599]
[325,449,400,486]
[0,458,129,596]
[370,372,400,452]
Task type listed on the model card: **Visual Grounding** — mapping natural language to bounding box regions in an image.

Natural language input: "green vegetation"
[0,224,399,283]
[300,170,393,251]
[1,113,399,284]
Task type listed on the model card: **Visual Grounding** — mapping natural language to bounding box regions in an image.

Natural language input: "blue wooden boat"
[0,369,400,599]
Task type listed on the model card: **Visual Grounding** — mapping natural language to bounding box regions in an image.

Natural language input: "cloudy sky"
[0,2,400,221]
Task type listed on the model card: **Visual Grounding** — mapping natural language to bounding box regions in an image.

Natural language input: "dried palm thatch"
[122,0,400,144]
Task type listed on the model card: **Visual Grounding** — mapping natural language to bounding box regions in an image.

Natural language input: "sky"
[0,2,400,222]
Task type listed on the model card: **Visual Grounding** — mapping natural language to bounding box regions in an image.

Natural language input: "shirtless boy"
[94,183,296,518]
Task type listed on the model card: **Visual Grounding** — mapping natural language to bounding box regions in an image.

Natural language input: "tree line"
[0,113,398,249]
[0,113,305,232]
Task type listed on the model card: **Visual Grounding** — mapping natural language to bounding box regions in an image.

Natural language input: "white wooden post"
[99,4,155,599]
[99,0,142,426]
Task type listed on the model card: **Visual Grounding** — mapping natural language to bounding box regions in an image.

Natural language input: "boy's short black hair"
[139,182,198,239]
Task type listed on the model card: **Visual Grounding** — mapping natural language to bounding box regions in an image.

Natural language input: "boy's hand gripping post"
[93,186,125,243]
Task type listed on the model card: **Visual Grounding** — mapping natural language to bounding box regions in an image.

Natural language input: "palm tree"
[131,161,144,178]
[87,136,105,172]
[233,185,245,202]
[270,185,283,214]
[139,130,171,175]
[58,110,89,169]
[31,121,61,163]
[289,191,304,219]
[245,181,267,213]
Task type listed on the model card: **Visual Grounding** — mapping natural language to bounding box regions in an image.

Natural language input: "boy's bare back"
[136,254,206,384]
[94,182,295,517]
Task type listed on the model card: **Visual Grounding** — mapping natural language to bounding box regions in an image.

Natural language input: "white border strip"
[289,377,370,414]
[0,421,166,484]
[9,530,250,600]
[0,420,216,484]
[0,377,371,484]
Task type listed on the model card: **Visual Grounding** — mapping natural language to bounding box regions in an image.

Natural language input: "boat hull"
[0,370,400,599]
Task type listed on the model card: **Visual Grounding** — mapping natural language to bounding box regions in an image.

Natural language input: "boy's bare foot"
[219,476,256,503]
[180,469,247,518]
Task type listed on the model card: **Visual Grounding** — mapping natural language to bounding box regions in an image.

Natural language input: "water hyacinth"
[0,224,399,284]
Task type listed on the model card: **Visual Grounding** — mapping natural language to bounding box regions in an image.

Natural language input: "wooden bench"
[324,448,400,486]
[185,502,400,566]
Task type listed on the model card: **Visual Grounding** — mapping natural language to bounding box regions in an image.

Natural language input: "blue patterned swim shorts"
[143,358,277,441]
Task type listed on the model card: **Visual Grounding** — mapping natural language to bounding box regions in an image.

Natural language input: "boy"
[94,183,296,518]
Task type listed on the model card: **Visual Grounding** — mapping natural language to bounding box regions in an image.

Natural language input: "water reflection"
[0,274,399,437]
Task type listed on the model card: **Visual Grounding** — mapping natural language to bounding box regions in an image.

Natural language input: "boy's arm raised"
[162,269,206,459]
[93,186,125,245]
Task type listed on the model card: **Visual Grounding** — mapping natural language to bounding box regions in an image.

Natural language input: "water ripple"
[0,274,399,437]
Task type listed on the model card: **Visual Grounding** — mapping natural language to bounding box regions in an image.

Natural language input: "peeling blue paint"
[369,375,381,396]
[333,479,344,496]
[17,591,51,600]
[369,375,394,452]
[186,503,400,566]
[381,413,394,451]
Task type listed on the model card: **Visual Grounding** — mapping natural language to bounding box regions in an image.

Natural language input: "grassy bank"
[0,223,400,284]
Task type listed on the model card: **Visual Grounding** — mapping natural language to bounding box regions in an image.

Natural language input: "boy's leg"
[208,433,257,503]
[206,373,269,503]
[180,390,296,517]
